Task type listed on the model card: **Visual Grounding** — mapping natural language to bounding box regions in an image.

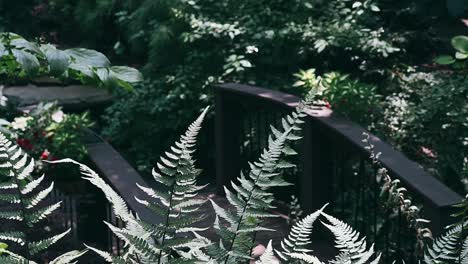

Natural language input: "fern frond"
[276,204,327,262]
[423,223,465,264]
[321,212,381,264]
[49,158,135,222]
[0,132,74,261]
[209,92,315,263]
[49,249,89,264]
[57,107,210,263]
[255,241,280,264]
[461,237,468,264]
[29,229,70,255]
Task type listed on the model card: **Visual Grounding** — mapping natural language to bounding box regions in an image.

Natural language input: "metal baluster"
[106,203,113,253]
[397,206,402,261]
[373,167,378,241]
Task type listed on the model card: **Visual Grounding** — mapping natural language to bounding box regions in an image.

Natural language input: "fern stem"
[224,165,265,263]
[224,109,305,263]
[11,159,32,260]
[157,181,176,264]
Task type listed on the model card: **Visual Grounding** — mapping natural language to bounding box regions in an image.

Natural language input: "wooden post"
[300,118,334,213]
[215,89,242,194]
[425,202,458,236]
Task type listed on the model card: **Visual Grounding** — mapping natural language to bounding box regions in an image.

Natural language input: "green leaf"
[434,55,456,65]
[10,36,43,55]
[65,48,110,67]
[455,51,468,60]
[110,66,143,83]
[95,68,110,83]
[41,44,70,76]
[68,62,94,77]
[451,35,468,53]
[0,43,5,57]
[370,4,380,12]
[12,49,40,76]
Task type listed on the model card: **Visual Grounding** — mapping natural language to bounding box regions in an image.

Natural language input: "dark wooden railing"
[214,83,463,262]
[43,83,463,262]
[48,129,158,259]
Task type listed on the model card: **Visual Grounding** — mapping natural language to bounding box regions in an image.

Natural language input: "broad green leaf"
[68,62,94,77]
[434,55,456,65]
[455,51,468,60]
[95,68,110,83]
[41,44,70,76]
[10,36,43,55]
[110,66,143,83]
[451,35,468,53]
[65,48,110,67]
[12,49,40,76]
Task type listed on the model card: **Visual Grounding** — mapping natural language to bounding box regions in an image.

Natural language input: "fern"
[424,224,463,264]
[321,212,381,264]
[423,195,468,264]
[53,107,210,263]
[255,241,279,264]
[0,132,85,263]
[202,93,315,263]
[276,204,327,263]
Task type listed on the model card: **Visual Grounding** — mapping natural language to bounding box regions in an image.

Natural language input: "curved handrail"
[215,83,462,209]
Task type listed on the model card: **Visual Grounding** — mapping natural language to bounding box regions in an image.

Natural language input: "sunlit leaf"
[65,48,110,67]
[41,44,70,76]
[110,66,143,83]
[451,35,468,53]
[434,55,456,65]
[12,49,40,76]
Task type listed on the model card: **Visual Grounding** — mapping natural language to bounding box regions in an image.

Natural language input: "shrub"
[293,69,381,126]
[0,102,93,175]
[380,71,468,193]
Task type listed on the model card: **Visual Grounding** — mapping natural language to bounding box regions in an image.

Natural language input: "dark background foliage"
[1,0,467,192]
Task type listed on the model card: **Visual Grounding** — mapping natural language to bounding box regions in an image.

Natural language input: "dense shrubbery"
[380,70,468,193]
[293,69,381,126]
[100,0,401,171]
[1,0,467,193]
[97,1,467,193]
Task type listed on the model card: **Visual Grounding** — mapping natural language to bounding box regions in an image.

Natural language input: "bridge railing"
[214,83,463,262]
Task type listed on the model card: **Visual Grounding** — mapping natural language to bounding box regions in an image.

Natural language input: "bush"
[293,69,381,126]
[0,102,93,174]
[380,71,468,193]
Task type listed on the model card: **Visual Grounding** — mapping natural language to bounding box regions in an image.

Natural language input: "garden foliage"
[0,32,142,89]
[0,102,92,174]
